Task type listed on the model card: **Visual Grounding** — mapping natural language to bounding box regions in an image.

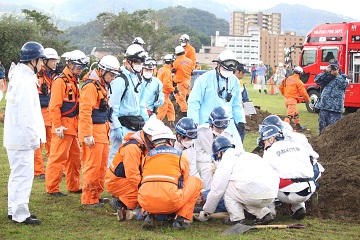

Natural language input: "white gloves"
[84,136,95,147]
[55,126,68,138]
[30,137,40,150]
[198,211,210,222]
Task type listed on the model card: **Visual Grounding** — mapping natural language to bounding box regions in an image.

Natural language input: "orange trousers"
[157,94,175,122]
[138,176,202,220]
[105,169,139,209]
[45,134,81,193]
[174,81,190,112]
[81,143,108,205]
[284,98,300,124]
[34,125,52,176]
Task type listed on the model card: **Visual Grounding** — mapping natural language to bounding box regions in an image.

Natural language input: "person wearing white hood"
[194,107,237,190]
[4,41,46,225]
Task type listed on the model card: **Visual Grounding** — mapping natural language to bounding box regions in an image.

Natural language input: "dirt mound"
[309,110,360,223]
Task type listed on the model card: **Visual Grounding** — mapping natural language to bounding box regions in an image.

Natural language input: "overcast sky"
[32,0,359,20]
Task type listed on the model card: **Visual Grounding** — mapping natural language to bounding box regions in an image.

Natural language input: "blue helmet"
[208,107,230,130]
[212,136,235,161]
[257,125,284,148]
[260,115,284,132]
[175,117,198,139]
[20,42,46,62]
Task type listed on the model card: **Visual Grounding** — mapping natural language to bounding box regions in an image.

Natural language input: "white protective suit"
[4,63,46,222]
[203,148,279,222]
[174,141,200,178]
[263,140,316,213]
[194,124,237,190]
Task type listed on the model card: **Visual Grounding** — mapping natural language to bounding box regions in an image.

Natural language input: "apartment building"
[230,12,281,36]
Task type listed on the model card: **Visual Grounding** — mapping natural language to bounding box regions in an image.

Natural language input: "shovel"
[222,223,306,235]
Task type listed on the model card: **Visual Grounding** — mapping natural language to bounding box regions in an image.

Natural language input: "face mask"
[212,129,223,137]
[214,160,220,168]
[181,140,193,149]
[132,63,143,73]
[143,72,153,79]
[220,69,232,79]
[180,42,186,47]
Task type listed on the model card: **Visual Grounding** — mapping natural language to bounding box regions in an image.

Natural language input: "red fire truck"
[297,22,360,113]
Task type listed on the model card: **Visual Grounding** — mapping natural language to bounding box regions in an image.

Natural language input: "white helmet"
[98,55,120,74]
[151,126,176,142]
[163,54,175,64]
[259,61,264,65]
[143,57,157,70]
[133,37,145,45]
[175,46,185,55]
[44,48,59,60]
[217,50,239,71]
[61,52,71,61]
[179,34,190,42]
[125,44,147,63]
[143,118,165,136]
[293,66,304,74]
[68,50,89,66]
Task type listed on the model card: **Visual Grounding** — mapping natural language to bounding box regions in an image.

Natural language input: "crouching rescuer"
[138,126,202,230]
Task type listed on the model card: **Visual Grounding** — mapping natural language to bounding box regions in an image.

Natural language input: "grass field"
[1,76,359,240]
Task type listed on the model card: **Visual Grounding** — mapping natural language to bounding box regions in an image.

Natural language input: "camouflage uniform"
[314,71,348,134]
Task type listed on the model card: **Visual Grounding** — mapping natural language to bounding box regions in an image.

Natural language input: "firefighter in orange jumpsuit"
[34,48,59,179]
[105,118,165,218]
[156,54,177,127]
[179,34,196,67]
[173,46,193,118]
[279,66,310,131]
[79,55,120,207]
[139,126,202,230]
[46,50,89,196]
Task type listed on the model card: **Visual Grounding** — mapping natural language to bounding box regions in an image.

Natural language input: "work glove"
[84,136,95,147]
[173,87,179,95]
[30,137,40,150]
[198,211,210,222]
[113,127,123,139]
[55,126,68,138]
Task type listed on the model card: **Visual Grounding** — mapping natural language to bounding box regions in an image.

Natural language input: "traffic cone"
[269,77,275,95]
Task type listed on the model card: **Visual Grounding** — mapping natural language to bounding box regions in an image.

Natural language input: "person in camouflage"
[314,59,349,134]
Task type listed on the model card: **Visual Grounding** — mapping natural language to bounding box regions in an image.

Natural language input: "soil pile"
[309,110,360,223]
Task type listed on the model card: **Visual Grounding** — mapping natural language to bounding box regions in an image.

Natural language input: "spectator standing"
[273,62,287,94]
[0,62,6,93]
[256,61,267,94]
[4,41,46,224]
[314,59,349,134]
[250,64,256,84]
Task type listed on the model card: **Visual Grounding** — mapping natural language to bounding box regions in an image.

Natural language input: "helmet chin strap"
[30,58,40,74]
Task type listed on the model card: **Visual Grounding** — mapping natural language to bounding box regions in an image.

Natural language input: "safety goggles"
[176,125,198,139]
[219,59,239,71]
[212,119,230,128]
[74,64,88,70]
[144,59,157,70]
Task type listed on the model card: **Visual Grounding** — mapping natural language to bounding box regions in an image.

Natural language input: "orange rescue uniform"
[34,67,56,177]
[173,55,193,113]
[46,66,81,193]
[105,131,149,209]
[79,69,110,205]
[138,144,202,220]
[279,74,310,124]
[184,44,196,69]
[156,65,175,122]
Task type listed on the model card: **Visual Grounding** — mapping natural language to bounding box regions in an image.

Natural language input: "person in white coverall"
[187,49,246,148]
[4,42,46,225]
[174,117,199,178]
[258,125,317,220]
[260,115,324,188]
[194,106,236,190]
[198,136,279,225]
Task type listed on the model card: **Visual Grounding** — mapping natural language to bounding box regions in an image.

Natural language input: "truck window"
[322,50,338,62]
[301,49,316,66]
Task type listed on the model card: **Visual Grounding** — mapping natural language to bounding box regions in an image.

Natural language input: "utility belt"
[92,108,108,124]
[61,101,79,117]
[118,115,145,131]
[39,94,50,108]
[290,178,312,183]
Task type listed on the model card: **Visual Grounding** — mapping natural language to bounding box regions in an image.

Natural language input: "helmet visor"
[220,59,239,71]
[186,129,198,139]
[213,119,230,129]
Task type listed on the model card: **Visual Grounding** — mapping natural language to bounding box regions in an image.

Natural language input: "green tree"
[98,9,173,60]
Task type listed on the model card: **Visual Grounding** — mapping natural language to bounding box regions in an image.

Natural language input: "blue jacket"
[0,65,5,79]
[140,76,164,112]
[187,68,245,147]
[314,71,348,113]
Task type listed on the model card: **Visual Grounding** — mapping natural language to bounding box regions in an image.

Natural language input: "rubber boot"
[259,90,261,94]
[264,89,268,94]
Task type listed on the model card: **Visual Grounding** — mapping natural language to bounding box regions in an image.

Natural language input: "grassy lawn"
[1,76,359,239]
